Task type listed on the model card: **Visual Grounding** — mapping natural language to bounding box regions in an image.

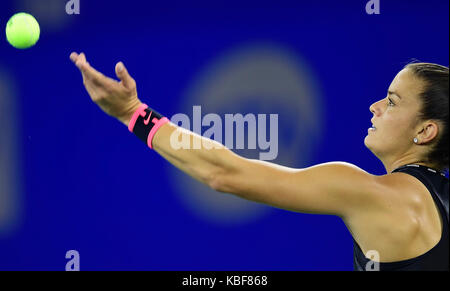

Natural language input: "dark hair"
[405,62,449,172]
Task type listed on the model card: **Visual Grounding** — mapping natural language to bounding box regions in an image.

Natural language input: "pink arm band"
[128,104,149,133]
[128,103,169,149]
[147,117,169,149]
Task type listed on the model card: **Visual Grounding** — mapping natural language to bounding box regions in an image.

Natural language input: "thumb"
[115,62,136,90]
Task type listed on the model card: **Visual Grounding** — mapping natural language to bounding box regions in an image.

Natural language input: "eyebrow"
[388,91,402,100]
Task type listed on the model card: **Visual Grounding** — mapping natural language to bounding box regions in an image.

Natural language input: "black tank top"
[353,164,449,271]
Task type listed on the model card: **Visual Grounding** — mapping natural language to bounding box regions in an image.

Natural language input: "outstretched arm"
[70,52,383,219]
[69,52,235,187]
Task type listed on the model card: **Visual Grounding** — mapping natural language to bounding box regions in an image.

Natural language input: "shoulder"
[375,171,429,203]
[321,163,423,218]
[346,171,442,259]
[307,161,380,193]
[346,169,429,224]
[300,162,427,213]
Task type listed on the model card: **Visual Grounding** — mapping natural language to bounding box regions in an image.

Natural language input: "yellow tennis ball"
[5,13,40,49]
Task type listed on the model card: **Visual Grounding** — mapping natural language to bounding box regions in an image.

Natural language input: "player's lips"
[368,119,377,132]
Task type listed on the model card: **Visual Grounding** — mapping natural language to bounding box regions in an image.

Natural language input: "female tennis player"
[69,52,448,271]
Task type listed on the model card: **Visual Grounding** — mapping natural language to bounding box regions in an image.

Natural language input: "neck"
[383,156,435,174]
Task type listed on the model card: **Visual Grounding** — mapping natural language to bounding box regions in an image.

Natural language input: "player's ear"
[115,62,136,90]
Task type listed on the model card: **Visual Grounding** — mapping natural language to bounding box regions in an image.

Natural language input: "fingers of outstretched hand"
[71,52,86,70]
[70,51,89,80]
[70,52,88,84]
[115,62,136,90]
[70,52,125,105]
[70,52,79,63]
[77,53,97,79]
[70,52,111,87]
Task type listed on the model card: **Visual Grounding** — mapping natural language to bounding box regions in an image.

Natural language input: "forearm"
[69,52,237,191]
[119,102,238,188]
[149,121,235,187]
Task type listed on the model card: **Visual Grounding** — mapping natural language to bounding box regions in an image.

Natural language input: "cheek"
[383,113,415,139]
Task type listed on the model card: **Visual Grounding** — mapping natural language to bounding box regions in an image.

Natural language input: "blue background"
[0,0,448,270]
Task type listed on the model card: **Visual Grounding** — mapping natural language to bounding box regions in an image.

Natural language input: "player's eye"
[387,98,395,107]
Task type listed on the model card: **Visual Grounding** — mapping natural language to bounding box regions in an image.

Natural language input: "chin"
[364,138,380,159]
[364,135,372,149]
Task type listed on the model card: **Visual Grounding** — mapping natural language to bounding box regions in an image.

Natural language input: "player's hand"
[70,52,143,126]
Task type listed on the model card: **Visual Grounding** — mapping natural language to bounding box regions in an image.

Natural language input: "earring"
[413,138,418,144]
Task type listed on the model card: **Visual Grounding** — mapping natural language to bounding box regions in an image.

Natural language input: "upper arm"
[212,153,383,218]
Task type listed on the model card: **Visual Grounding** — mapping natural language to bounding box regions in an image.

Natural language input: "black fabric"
[353,164,449,271]
[132,107,164,145]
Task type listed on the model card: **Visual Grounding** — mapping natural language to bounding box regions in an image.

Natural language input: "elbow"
[207,148,244,194]
[208,169,228,193]
[208,168,234,193]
